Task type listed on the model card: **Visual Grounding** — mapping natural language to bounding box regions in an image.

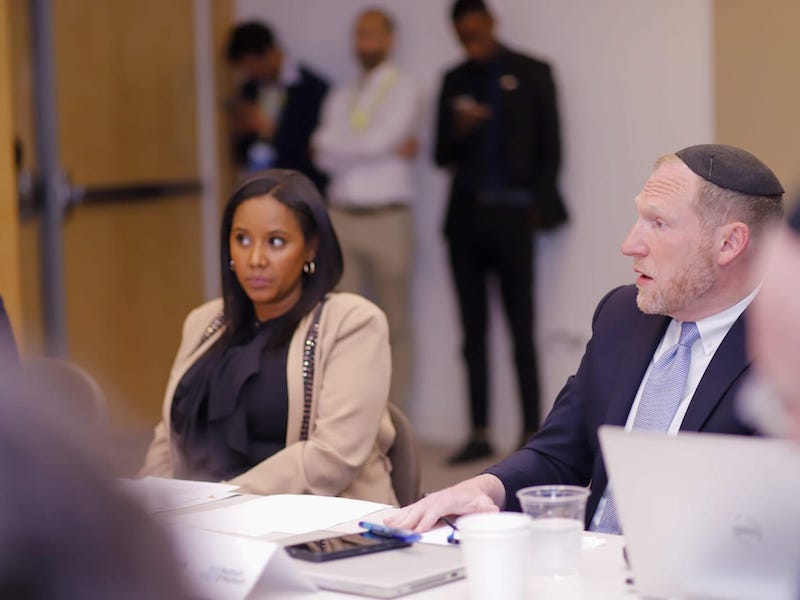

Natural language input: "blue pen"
[358,521,421,543]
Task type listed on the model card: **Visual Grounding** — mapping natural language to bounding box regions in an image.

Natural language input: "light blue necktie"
[594,321,700,534]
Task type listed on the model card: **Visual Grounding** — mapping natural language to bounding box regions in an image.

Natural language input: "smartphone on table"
[285,532,411,562]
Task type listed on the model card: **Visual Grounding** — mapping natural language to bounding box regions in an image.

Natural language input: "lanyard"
[349,67,398,132]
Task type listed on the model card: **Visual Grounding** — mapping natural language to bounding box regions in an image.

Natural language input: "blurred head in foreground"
[0,373,189,599]
[747,203,800,438]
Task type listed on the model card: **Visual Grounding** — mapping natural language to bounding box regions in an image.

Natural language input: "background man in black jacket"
[437,0,566,463]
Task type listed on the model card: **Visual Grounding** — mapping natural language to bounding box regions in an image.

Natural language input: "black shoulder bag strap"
[192,312,225,354]
[300,298,328,441]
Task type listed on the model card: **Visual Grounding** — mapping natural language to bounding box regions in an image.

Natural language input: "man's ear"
[717,221,750,267]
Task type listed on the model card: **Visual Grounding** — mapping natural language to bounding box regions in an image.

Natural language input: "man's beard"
[636,243,716,316]
[358,51,385,70]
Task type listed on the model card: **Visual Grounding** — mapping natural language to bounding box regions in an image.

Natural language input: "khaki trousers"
[330,205,413,409]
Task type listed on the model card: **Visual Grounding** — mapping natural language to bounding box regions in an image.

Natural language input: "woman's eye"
[235,233,251,246]
[653,218,665,229]
[269,237,286,248]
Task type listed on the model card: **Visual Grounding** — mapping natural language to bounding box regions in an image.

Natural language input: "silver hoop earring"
[229,259,235,271]
[303,260,316,275]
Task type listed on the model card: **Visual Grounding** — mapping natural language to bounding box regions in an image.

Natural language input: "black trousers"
[447,210,541,432]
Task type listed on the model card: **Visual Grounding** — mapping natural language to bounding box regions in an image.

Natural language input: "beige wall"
[715,0,800,202]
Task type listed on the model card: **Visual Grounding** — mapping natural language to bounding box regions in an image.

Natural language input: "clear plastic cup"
[516,485,590,576]
[457,512,533,600]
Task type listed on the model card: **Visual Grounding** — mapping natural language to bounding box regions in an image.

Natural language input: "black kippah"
[675,144,784,196]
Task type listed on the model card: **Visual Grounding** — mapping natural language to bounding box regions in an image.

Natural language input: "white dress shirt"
[591,287,759,529]
[312,61,420,207]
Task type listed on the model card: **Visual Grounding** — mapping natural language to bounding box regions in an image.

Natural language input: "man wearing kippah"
[387,144,784,532]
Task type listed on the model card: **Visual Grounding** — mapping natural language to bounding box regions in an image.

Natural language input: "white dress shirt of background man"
[312,9,421,408]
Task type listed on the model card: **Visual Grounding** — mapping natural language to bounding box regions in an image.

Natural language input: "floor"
[417,441,512,496]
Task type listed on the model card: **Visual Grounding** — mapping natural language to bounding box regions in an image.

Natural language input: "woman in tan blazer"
[140,170,397,505]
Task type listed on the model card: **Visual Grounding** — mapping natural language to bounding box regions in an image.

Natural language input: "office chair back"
[387,404,421,507]
[20,358,107,426]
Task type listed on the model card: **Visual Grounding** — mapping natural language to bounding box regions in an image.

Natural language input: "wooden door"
[0,1,23,327]
[9,0,234,425]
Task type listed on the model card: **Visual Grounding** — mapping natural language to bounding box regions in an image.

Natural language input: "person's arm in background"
[227,299,391,497]
[313,78,420,173]
[227,80,269,167]
[0,296,19,370]
[231,98,276,142]
[434,70,488,168]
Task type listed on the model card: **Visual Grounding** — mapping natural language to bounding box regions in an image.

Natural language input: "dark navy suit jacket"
[236,65,329,193]
[486,285,755,526]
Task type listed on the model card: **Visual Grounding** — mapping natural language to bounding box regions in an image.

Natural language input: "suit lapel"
[604,312,671,426]
[680,313,750,432]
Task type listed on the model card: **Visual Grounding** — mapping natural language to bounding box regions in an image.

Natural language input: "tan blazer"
[140,292,398,505]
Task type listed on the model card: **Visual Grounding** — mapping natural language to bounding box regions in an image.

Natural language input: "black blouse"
[170,316,291,481]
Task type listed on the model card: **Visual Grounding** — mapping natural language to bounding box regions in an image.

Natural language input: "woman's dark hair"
[219,169,343,346]
[226,21,276,63]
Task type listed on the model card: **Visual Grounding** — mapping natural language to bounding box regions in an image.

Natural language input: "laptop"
[287,540,464,598]
[599,426,800,600]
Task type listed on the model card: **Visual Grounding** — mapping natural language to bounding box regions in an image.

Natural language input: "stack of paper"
[118,476,240,513]
[419,525,608,549]
[168,494,392,537]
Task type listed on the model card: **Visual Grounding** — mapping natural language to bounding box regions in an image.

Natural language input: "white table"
[312,529,633,599]
[163,495,636,599]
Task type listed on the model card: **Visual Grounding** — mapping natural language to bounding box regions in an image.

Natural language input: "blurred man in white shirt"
[313,9,420,408]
